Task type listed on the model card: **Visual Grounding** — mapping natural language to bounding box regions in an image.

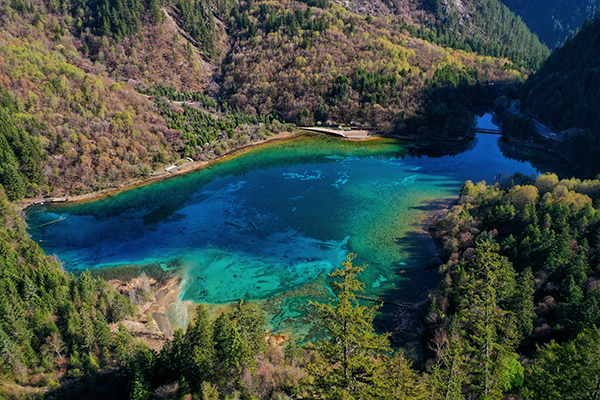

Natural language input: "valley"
[0,0,599,399]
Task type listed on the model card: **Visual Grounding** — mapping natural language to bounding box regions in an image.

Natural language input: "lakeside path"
[17,130,310,210]
[508,100,564,141]
[19,129,394,210]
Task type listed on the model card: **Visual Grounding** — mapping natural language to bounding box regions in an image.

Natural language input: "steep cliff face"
[331,0,435,21]
[332,0,395,15]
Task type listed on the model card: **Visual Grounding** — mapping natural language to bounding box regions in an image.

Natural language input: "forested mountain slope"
[516,11,600,175]
[428,174,600,399]
[0,0,542,199]
[332,0,550,68]
[520,11,600,133]
[0,2,181,198]
[499,0,600,47]
[425,0,549,68]
[0,0,289,198]
[0,185,141,398]
[217,0,511,134]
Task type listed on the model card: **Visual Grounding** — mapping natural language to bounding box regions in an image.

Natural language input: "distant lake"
[26,115,574,337]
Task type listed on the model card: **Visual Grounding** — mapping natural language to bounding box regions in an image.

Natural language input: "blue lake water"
[26,115,574,336]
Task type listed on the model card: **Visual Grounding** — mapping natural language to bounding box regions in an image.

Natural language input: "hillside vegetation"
[520,11,600,134]
[500,0,600,47]
[331,0,550,69]
[0,3,181,198]
[0,86,45,200]
[412,0,549,69]
[428,174,600,399]
[0,186,141,398]
[218,0,514,133]
[0,0,548,198]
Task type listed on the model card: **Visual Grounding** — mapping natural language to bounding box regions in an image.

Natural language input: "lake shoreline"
[25,116,554,343]
[16,130,306,210]
[17,129,475,211]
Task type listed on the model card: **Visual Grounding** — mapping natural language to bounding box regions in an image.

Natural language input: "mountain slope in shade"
[499,0,600,47]
[515,11,600,176]
[520,12,600,134]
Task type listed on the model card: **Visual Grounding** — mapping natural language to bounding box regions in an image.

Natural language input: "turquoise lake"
[26,115,574,337]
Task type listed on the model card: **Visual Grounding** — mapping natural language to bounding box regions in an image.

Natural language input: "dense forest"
[519,10,600,133]
[0,86,45,201]
[428,174,600,399]
[499,0,600,47]
[497,10,600,177]
[330,0,550,68]
[412,0,550,69]
[0,0,182,197]
[0,185,142,398]
[216,0,511,136]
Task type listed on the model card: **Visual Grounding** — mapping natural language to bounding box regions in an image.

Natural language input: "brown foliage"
[0,11,178,194]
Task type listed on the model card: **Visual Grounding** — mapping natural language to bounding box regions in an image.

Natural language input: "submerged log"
[225,220,245,229]
[355,295,413,309]
[30,216,68,229]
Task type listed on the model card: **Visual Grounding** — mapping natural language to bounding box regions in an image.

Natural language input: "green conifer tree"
[305,253,390,399]
[458,240,520,399]
[212,312,247,389]
[229,299,267,356]
[184,304,215,389]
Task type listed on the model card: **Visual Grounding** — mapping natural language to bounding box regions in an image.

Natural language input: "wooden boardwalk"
[305,126,501,138]
[474,128,502,135]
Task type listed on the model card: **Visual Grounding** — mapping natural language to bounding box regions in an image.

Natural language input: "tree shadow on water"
[398,80,500,142]
[373,197,455,353]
